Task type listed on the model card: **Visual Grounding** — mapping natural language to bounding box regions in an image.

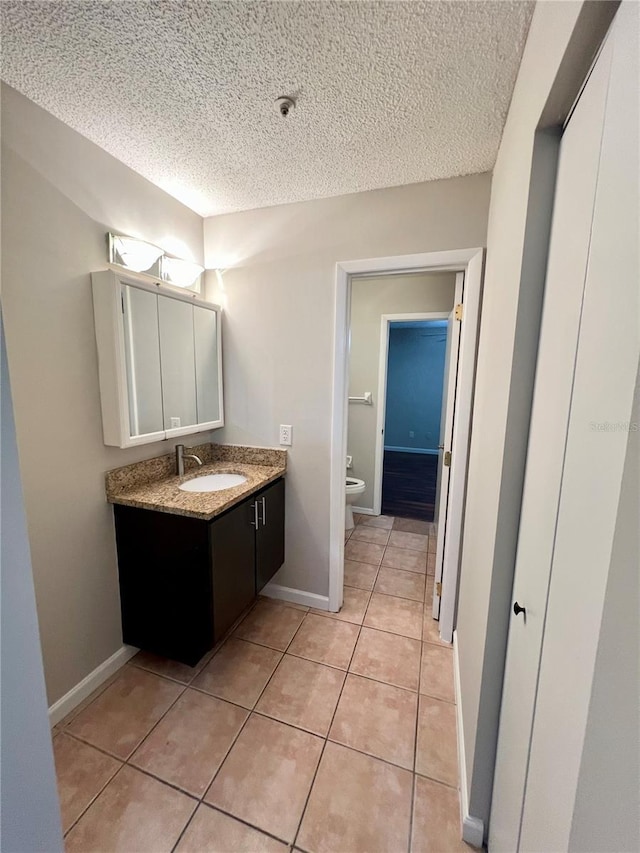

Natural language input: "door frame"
[329,248,484,639]
[373,311,451,516]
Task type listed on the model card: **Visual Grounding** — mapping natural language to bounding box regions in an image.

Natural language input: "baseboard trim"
[383,446,439,455]
[48,644,139,727]
[352,506,376,515]
[261,582,330,611]
[453,631,485,848]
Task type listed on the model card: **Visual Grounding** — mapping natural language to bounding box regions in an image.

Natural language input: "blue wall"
[384,321,447,452]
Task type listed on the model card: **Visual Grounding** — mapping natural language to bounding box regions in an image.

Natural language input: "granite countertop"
[105,443,287,521]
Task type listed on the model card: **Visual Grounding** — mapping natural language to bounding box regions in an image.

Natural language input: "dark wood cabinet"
[113,477,285,665]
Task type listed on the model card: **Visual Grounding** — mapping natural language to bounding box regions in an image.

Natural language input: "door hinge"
[436,581,442,597]
[444,450,451,467]
[455,303,463,321]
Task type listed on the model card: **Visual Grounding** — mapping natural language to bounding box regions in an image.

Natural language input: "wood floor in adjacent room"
[381,451,438,522]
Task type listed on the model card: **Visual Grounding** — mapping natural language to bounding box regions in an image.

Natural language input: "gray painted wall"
[203,176,489,595]
[455,0,586,829]
[1,314,63,851]
[1,84,207,705]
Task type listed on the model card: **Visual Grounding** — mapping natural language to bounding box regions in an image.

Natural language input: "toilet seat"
[346,477,365,494]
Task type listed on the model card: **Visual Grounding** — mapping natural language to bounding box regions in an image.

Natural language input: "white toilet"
[345,476,366,529]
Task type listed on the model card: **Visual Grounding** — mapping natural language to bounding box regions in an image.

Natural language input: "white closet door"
[489,28,614,853]
[520,3,639,848]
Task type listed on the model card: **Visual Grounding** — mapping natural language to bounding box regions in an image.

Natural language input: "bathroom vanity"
[106,444,286,665]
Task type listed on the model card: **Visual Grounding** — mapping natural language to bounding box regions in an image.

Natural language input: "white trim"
[330,249,484,617]
[261,582,330,611]
[383,446,439,455]
[48,644,138,727]
[374,311,450,515]
[438,254,483,643]
[351,505,376,516]
[454,631,485,848]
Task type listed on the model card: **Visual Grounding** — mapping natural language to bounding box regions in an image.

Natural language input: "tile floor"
[51,514,471,852]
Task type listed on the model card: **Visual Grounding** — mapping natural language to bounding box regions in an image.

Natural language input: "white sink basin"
[179,473,248,493]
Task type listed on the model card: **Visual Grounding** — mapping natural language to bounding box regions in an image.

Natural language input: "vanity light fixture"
[109,234,163,273]
[108,232,204,292]
[161,256,205,289]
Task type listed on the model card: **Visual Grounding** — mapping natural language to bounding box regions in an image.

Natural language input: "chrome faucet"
[175,444,204,477]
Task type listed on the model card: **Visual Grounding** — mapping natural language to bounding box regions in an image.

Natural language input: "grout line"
[63,520,457,850]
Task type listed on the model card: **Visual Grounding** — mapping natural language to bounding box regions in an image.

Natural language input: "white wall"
[204,174,490,597]
[1,84,206,705]
[454,0,610,832]
[348,273,455,509]
[1,314,64,851]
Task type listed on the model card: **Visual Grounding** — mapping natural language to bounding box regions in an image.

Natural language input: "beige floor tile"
[420,644,455,703]
[411,775,470,852]
[345,538,386,565]
[192,638,282,709]
[130,649,212,685]
[329,674,418,769]
[288,613,360,669]
[65,766,196,853]
[52,733,121,833]
[416,696,458,786]
[256,654,345,736]
[374,567,426,602]
[344,559,379,591]
[53,669,124,732]
[234,600,306,650]
[389,531,429,552]
[428,535,437,554]
[312,586,370,624]
[66,666,183,759]
[176,804,288,852]
[349,627,421,691]
[427,552,436,575]
[382,545,427,574]
[364,593,423,640]
[205,715,323,843]
[297,741,412,853]
[130,689,248,797]
[359,514,395,529]
[349,525,391,546]
[422,610,452,648]
[393,518,431,535]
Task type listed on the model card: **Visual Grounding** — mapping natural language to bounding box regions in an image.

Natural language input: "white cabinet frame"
[92,270,223,448]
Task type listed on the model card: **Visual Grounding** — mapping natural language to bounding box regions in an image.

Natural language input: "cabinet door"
[158,295,197,431]
[255,479,285,593]
[210,498,256,640]
[114,505,212,665]
[121,285,164,438]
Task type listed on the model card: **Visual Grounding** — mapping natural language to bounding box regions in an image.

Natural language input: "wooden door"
[210,497,256,640]
[255,478,285,593]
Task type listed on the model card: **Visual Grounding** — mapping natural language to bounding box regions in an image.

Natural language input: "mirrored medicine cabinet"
[91,270,223,448]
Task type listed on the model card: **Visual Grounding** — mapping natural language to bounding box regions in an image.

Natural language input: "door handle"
[250,501,259,528]
[513,601,526,617]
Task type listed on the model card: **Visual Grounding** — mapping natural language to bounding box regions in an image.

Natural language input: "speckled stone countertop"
[106,443,287,521]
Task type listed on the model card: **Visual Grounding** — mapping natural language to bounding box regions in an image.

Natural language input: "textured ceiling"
[1,1,533,216]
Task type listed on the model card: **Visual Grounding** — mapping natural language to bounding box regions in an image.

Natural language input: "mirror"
[158,295,198,431]
[92,271,224,447]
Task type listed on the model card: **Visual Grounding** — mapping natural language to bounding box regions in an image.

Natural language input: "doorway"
[330,249,484,644]
[378,317,449,522]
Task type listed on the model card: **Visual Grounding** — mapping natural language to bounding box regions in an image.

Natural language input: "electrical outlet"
[170,417,181,428]
[279,424,292,446]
